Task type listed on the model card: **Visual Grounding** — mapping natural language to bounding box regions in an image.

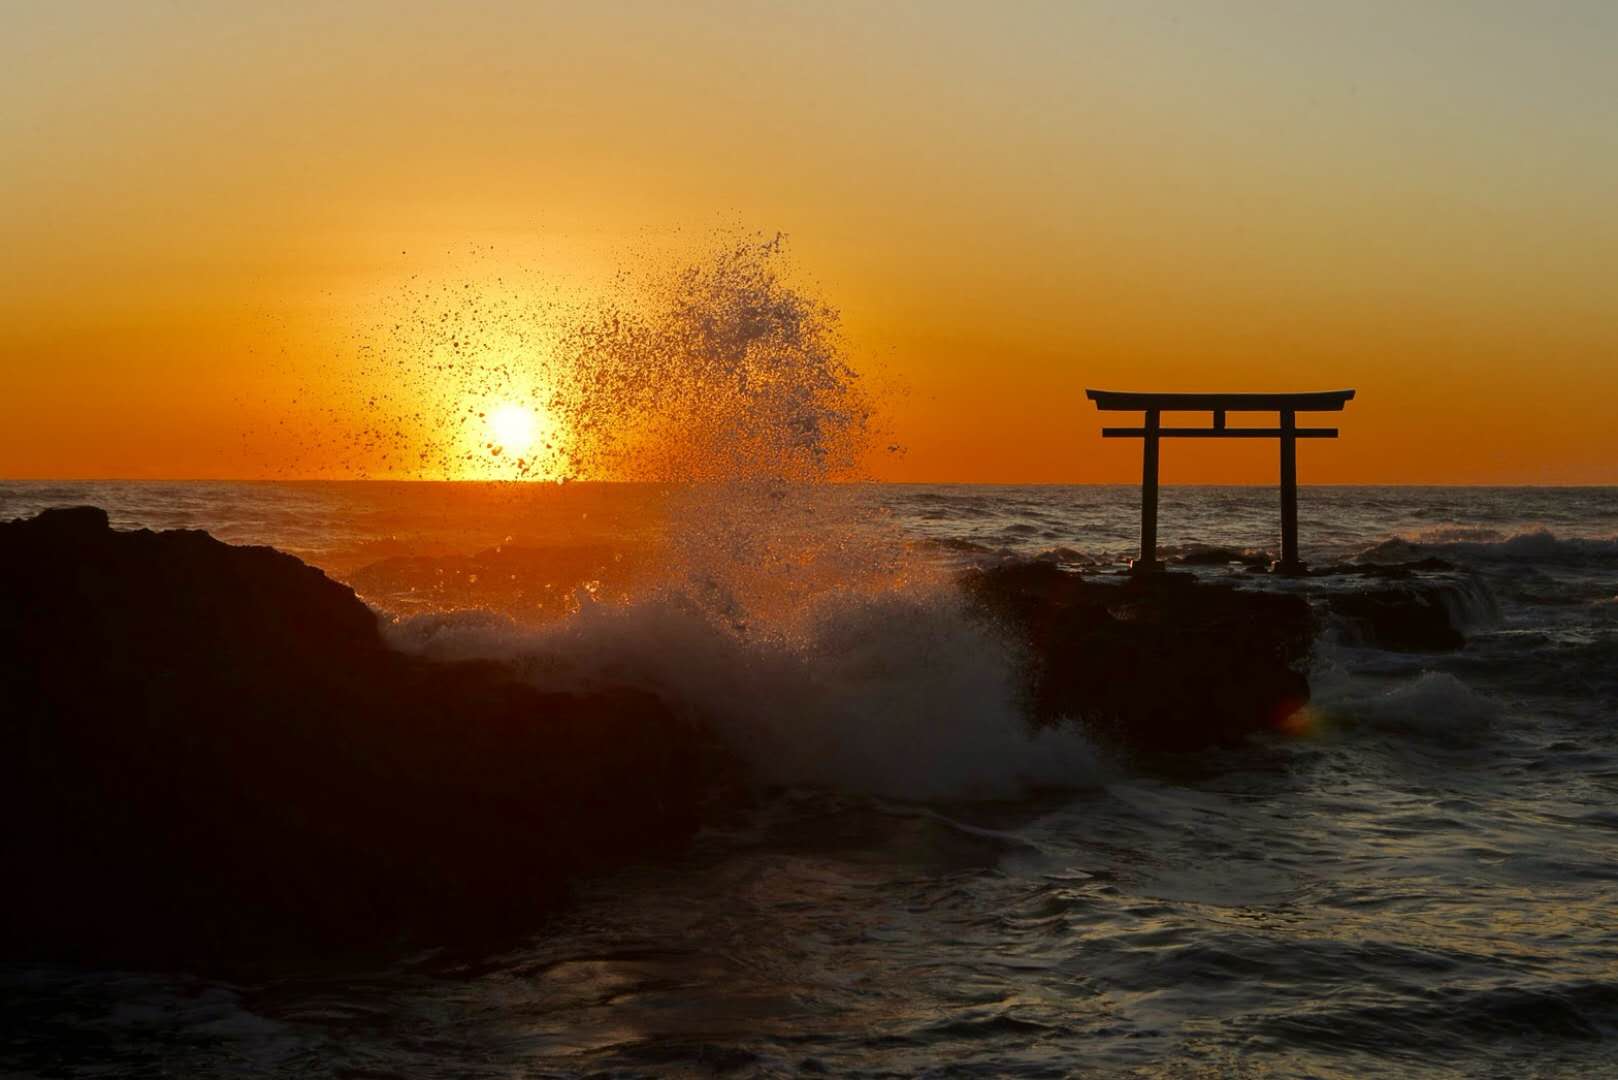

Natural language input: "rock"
[1173,546,1271,568]
[0,507,716,975]
[1305,559,1487,651]
[961,562,1314,750]
[1320,588,1467,651]
[1311,556,1458,579]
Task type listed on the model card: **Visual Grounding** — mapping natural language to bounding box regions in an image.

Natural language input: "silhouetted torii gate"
[1086,389,1356,575]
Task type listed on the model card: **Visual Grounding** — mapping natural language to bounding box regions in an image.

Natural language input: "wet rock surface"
[1309,559,1491,652]
[0,507,714,975]
[963,562,1316,750]
[1318,588,1466,651]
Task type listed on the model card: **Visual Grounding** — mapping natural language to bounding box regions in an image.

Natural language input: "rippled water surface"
[3,483,1616,1078]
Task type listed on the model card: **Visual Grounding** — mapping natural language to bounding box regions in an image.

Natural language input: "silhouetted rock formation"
[0,507,711,974]
[963,562,1315,750]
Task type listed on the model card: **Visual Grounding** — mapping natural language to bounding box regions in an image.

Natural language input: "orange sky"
[3,2,1616,483]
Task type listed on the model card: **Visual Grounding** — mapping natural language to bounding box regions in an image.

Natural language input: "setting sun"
[488,403,540,457]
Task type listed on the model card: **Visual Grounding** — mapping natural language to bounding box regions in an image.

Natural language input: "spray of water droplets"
[278,232,874,487]
[270,232,1096,797]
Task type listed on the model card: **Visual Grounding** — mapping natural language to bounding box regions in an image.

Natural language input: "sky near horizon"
[3,2,1616,483]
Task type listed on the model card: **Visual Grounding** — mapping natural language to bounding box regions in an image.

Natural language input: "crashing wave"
[384,583,1104,803]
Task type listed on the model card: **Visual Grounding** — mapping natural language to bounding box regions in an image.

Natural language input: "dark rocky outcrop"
[1319,588,1466,651]
[0,507,716,975]
[963,562,1315,750]
[1308,559,1489,652]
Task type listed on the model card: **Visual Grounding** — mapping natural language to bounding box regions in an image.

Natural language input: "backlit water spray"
[343,232,1101,799]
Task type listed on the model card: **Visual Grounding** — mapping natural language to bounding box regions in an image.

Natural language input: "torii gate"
[1086,389,1356,575]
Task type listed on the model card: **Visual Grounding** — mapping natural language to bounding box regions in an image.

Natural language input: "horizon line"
[3,477,1616,490]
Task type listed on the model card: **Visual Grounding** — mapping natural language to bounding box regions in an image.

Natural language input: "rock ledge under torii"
[963,561,1316,749]
[962,555,1482,750]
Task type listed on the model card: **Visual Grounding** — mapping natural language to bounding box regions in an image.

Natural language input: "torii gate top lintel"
[1086,389,1355,413]
[1085,388,1356,575]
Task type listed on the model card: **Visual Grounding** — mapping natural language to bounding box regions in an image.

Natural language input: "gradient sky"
[4,1,1616,482]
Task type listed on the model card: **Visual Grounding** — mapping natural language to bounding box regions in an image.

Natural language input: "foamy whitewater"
[3,481,1617,1078]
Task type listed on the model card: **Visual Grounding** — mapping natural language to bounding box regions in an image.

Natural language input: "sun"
[469,395,565,479]
[488,402,539,456]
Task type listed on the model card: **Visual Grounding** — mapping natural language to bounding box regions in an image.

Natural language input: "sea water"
[2,481,1617,1078]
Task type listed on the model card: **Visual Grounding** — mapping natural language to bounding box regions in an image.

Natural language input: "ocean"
[3,481,1616,1078]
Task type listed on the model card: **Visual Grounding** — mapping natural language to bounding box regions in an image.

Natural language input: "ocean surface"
[4,481,1617,1078]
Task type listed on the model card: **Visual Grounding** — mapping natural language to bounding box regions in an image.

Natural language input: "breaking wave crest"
[1358,528,1618,566]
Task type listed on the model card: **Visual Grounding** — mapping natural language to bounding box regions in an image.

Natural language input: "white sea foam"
[1309,645,1502,741]
[386,581,1102,802]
